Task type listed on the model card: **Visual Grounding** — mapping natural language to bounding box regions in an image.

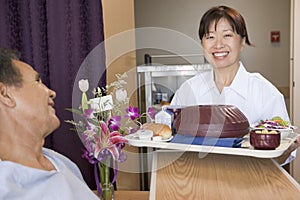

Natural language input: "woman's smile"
[212,51,229,58]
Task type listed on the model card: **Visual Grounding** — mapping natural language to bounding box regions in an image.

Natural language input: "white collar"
[228,62,249,99]
[196,62,249,99]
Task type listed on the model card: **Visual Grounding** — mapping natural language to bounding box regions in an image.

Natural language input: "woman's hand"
[274,135,300,165]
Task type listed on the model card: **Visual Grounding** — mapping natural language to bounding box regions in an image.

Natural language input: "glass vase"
[100,182,114,200]
[98,157,114,200]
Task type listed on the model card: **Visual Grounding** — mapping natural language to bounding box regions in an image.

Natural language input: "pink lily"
[93,121,128,162]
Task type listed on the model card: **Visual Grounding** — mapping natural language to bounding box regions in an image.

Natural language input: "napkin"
[170,134,243,148]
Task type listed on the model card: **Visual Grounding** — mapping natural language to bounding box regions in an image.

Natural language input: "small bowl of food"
[253,116,296,139]
[250,129,280,150]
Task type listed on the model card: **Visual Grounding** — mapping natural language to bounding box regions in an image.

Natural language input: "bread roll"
[141,123,172,140]
[160,101,170,106]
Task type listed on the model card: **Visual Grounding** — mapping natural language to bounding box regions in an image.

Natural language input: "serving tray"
[125,132,299,158]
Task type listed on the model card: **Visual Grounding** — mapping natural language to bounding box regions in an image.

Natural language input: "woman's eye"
[224,34,232,38]
[205,35,214,39]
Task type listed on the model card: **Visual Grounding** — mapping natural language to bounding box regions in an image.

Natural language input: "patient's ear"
[0,83,16,107]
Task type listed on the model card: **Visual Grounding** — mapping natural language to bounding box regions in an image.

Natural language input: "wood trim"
[93,190,149,200]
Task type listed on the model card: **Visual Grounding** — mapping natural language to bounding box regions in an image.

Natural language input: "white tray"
[125,132,299,158]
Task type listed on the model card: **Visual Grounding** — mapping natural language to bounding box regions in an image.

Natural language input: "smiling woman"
[171,5,300,166]
[171,5,289,125]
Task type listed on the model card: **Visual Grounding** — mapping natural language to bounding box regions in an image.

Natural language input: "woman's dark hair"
[198,5,252,46]
[0,47,22,86]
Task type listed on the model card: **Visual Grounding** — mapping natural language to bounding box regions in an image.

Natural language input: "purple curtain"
[0,0,106,189]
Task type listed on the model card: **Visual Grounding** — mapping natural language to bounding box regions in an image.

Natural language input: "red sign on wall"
[271,31,280,43]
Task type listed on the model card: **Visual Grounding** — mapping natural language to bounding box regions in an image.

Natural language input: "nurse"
[171,5,300,165]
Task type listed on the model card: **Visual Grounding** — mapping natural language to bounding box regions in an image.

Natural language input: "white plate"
[126,134,173,142]
[250,125,296,139]
[250,123,297,131]
[160,136,173,142]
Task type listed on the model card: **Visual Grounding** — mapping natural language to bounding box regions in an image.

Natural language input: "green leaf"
[87,118,100,127]
[65,108,83,115]
[271,116,282,121]
[81,92,89,112]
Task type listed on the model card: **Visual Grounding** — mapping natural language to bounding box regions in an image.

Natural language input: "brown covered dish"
[173,105,249,138]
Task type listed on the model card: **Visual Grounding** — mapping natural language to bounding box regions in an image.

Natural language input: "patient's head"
[0,47,60,137]
[0,47,22,87]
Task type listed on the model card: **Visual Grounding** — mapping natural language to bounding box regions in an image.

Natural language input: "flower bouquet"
[66,73,156,199]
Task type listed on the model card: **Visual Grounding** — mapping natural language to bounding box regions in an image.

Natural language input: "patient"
[171,5,300,165]
[0,47,99,199]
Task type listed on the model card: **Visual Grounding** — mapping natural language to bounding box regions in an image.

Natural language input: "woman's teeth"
[213,52,228,57]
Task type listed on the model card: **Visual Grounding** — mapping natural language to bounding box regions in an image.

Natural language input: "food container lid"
[173,105,250,138]
[137,129,153,140]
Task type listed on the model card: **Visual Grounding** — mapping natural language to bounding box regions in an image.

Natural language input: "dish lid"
[173,105,249,138]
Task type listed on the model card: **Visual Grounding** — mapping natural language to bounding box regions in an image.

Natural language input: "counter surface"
[150,151,300,200]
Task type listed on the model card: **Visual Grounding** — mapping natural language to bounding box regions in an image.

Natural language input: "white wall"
[135,0,290,89]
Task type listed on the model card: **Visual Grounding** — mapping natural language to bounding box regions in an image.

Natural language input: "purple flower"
[82,108,96,130]
[118,151,127,162]
[109,116,121,131]
[82,148,98,164]
[129,127,140,134]
[147,107,156,119]
[124,106,140,120]
[82,108,94,119]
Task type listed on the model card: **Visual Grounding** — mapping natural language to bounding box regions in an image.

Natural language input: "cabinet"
[136,64,211,118]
